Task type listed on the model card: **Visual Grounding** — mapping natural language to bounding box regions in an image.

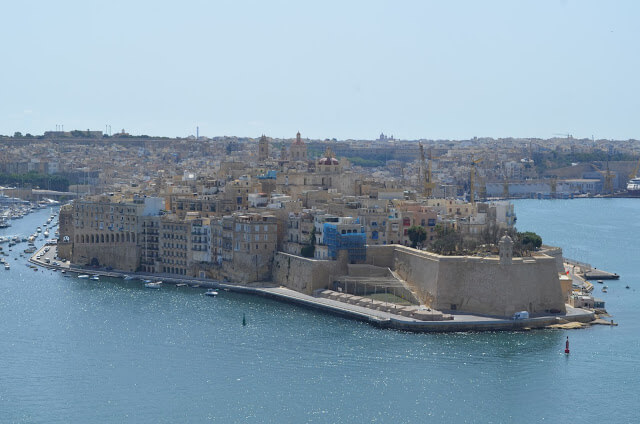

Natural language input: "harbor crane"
[590,161,614,195]
[629,157,640,179]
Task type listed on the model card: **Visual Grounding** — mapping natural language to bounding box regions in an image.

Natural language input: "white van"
[513,311,529,320]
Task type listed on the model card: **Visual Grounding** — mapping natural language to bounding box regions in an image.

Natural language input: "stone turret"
[499,233,513,265]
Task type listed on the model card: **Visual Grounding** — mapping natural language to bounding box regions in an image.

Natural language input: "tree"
[519,231,542,251]
[430,224,463,255]
[407,225,427,248]
[301,227,316,258]
[13,132,22,137]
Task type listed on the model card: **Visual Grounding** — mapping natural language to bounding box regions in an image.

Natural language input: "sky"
[1,0,638,140]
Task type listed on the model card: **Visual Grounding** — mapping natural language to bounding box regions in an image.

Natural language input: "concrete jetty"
[583,269,620,280]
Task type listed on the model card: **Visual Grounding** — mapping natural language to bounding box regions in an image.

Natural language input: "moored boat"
[145,281,162,289]
[627,177,640,195]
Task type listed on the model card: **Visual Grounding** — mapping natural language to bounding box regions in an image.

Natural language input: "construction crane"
[419,143,437,197]
[469,156,483,204]
[590,161,614,195]
[629,157,640,180]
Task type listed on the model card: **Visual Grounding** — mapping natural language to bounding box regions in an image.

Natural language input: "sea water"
[0,200,638,423]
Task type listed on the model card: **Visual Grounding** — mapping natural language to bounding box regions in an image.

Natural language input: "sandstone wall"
[367,245,566,317]
[72,243,140,272]
[434,256,565,316]
[273,253,345,295]
[364,245,395,268]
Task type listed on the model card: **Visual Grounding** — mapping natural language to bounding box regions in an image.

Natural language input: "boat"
[4,264,9,270]
[43,230,50,238]
[602,287,608,293]
[90,275,100,281]
[204,289,219,297]
[626,285,630,289]
[597,280,603,284]
[145,281,162,289]
[24,247,36,254]
[77,274,89,279]
[36,227,41,233]
[627,176,640,195]
[123,275,136,280]
[0,218,11,228]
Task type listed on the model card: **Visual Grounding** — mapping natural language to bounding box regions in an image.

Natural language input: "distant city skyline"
[2,1,638,140]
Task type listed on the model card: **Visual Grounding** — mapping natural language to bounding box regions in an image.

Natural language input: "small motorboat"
[77,274,89,279]
[597,280,603,284]
[145,281,162,289]
[626,285,630,289]
[90,275,100,281]
[4,263,10,270]
[123,275,136,280]
[205,289,219,297]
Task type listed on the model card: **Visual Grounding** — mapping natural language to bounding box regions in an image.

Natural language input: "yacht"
[627,177,640,195]
[145,281,162,289]
[204,289,219,297]
[77,274,89,279]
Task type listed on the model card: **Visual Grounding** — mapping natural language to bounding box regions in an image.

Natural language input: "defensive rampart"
[366,245,566,317]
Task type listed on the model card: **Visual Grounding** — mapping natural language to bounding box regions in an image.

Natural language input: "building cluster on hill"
[5,129,630,317]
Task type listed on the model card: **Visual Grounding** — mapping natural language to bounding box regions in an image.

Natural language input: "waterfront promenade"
[30,244,595,333]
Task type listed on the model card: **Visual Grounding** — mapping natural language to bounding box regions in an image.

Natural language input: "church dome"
[318,147,339,165]
[318,156,339,165]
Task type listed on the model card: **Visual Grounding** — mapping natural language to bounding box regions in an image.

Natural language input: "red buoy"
[565,336,570,354]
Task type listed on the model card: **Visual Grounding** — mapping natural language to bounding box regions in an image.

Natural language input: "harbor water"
[1,200,639,423]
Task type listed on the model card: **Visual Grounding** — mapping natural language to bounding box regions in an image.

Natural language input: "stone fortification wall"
[273,253,346,295]
[390,247,440,307]
[347,264,390,277]
[72,244,140,272]
[364,245,395,268]
[539,246,565,273]
[368,245,566,317]
[226,251,274,283]
[434,256,565,316]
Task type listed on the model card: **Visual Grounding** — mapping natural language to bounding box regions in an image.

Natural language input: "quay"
[583,269,620,280]
[29,244,596,333]
[565,257,620,280]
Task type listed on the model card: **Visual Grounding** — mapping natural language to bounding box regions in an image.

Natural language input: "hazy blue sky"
[1,0,638,140]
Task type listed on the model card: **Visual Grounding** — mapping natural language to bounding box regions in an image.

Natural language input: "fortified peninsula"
[43,132,601,331]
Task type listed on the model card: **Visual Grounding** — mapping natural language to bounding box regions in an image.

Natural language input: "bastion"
[274,236,566,318]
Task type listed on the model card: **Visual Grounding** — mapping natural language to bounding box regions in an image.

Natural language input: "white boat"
[36,227,41,233]
[77,274,89,279]
[43,230,50,237]
[90,275,100,281]
[204,289,219,297]
[4,264,10,270]
[145,281,162,289]
[627,177,640,195]
[123,275,136,280]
